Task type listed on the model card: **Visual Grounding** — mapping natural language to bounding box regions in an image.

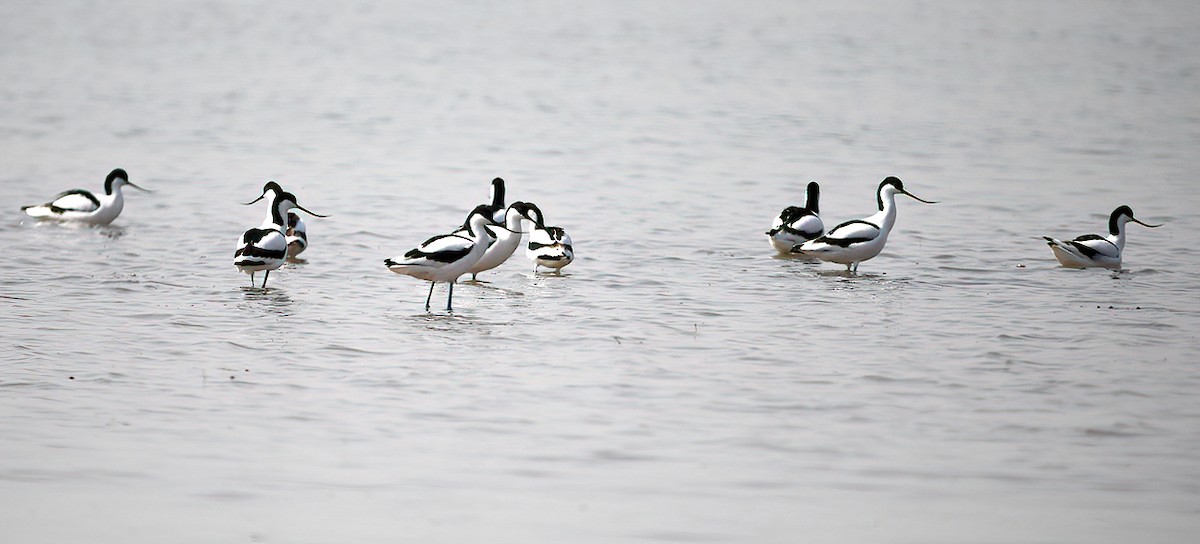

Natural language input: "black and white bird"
[522,203,574,271]
[286,211,308,259]
[459,201,541,282]
[384,205,496,311]
[235,182,326,288]
[793,177,936,272]
[767,181,824,253]
[21,168,149,225]
[1043,205,1161,269]
[484,177,507,224]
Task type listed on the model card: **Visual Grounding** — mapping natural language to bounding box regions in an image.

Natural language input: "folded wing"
[809,219,880,247]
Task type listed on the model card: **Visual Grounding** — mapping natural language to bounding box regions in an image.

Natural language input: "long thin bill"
[1133,218,1162,228]
[295,204,328,218]
[243,195,266,205]
[903,191,938,204]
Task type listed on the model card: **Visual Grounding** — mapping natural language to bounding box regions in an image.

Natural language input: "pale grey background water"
[2,1,1199,542]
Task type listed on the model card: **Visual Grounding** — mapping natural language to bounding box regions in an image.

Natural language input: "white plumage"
[385,205,496,311]
[286,211,308,258]
[767,181,824,253]
[459,201,541,281]
[520,202,574,271]
[485,177,507,224]
[794,177,936,272]
[21,168,149,225]
[1043,205,1161,269]
[234,182,325,288]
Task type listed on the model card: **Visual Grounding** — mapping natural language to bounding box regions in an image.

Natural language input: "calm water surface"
[2,1,1199,542]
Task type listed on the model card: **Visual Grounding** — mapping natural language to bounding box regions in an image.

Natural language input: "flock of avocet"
[21,169,1161,310]
[20,170,574,311]
[766,176,1161,272]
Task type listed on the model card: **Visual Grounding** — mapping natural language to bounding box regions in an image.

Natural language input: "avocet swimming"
[793,177,936,272]
[1043,205,1161,269]
[235,182,326,288]
[767,181,824,253]
[21,168,149,225]
[384,205,496,311]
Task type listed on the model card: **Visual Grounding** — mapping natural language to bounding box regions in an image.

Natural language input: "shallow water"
[2,1,1200,542]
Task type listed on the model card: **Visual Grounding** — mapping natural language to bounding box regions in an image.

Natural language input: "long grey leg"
[425,282,435,311]
[446,282,454,311]
[263,270,270,288]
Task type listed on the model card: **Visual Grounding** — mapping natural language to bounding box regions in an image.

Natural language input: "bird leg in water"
[262,270,271,288]
[447,282,454,311]
[425,282,435,311]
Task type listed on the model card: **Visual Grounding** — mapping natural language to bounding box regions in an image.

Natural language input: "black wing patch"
[768,207,816,236]
[236,229,287,259]
[1065,241,1098,258]
[814,220,879,247]
[819,236,875,248]
[1067,235,1117,258]
[49,189,101,213]
[235,245,286,260]
[406,246,472,263]
[416,233,463,248]
[240,228,274,245]
[779,206,814,223]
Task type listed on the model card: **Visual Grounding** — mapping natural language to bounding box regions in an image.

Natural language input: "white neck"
[468,216,493,243]
[873,188,900,235]
[103,187,124,207]
[262,200,290,229]
[1110,219,1128,251]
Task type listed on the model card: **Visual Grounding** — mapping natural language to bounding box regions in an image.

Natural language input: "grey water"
[2,1,1199,542]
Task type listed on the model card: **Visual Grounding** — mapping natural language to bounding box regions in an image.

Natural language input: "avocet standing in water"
[21,168,149,225]
[235,182,326,288]
[767,181,824,253]
[793,177,936,272]
[459,201,541,282]
[384,205,496,311]
[522,203,574,272]
[1043,205,1161,269]
[286,211,308,259]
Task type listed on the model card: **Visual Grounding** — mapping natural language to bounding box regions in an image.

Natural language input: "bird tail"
[21,204,55,218]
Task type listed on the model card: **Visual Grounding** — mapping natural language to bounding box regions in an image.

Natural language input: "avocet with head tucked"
[385,205,496,311]
[235,182,326,288]
[286,211,308,259]
[458,201,541,282]
[21,168,149,225]
[1043,205,1161,269]
[767,181,824,253]
[793,176,936,272]
[522,203,574,272]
